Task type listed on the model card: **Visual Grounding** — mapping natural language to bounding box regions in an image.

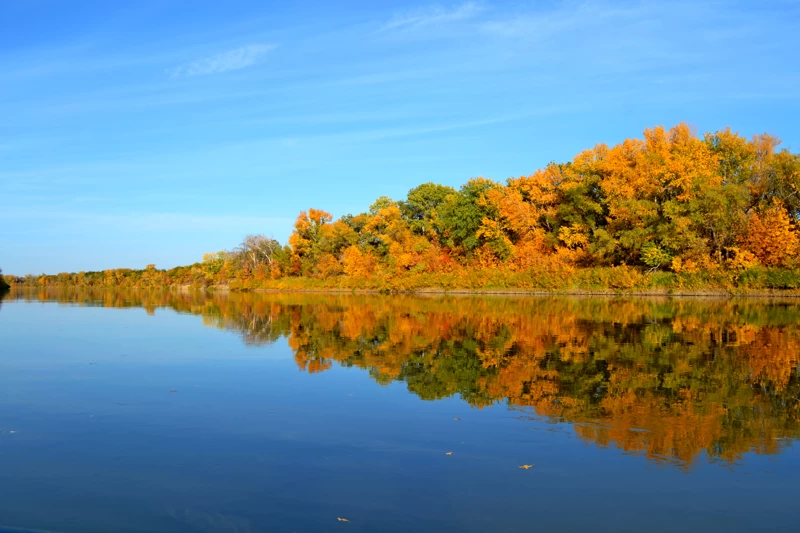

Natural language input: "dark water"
[1,289,799,533]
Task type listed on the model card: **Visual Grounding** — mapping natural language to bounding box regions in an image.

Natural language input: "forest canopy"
[13,123,800,292]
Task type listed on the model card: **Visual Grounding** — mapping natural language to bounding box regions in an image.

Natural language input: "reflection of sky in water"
[0,295,798,532]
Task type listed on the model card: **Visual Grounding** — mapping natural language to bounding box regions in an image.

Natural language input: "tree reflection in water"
[6,288,800,468]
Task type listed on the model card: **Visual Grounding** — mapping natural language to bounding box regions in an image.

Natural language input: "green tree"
[369,196,397,214]
[399,182,456,238]
[438,178,502,252]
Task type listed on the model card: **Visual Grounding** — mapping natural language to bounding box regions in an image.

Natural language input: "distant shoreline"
[224,287,800,298]
[9,284,800,299]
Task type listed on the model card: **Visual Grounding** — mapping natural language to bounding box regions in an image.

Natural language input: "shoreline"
[11,284,800,299]
[240,287,800,298]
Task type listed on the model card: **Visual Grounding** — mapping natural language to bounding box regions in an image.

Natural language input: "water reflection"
[4,288,800,468]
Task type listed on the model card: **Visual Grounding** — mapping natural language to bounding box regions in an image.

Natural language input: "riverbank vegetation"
[11,123,800,293]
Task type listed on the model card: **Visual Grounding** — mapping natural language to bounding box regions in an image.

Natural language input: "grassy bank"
[10,264,800,296]
[222,267,800,295]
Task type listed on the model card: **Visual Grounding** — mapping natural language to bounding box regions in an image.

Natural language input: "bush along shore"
[9,123,800,295]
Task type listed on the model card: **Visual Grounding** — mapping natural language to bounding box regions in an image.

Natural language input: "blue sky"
[2,0,799,274]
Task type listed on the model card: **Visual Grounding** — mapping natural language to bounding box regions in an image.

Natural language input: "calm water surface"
[1,289,799,532]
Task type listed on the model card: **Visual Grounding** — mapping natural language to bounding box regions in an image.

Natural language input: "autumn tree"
[595,123,720,268]
[236,235,282,269]
[369,196,397,214]
[741,202,800,267]
[289,209,335,276]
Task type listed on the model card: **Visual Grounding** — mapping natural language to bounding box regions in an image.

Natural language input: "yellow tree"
[598,123,719,267]
[741,202,799,267]
[289,208,334,275]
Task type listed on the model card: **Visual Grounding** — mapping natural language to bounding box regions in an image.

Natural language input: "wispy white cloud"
[263,108,574,149]
[478,2,657,39]
[471,0,769,76]
[168,44,276,78]
[382,2,483,31]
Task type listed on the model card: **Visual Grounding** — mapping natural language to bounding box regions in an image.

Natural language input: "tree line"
[11,123,800,291]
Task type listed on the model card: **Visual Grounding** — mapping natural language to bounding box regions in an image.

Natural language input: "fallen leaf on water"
[445,451,453,456]
[518,464,535,469]
[337,517,350,522]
